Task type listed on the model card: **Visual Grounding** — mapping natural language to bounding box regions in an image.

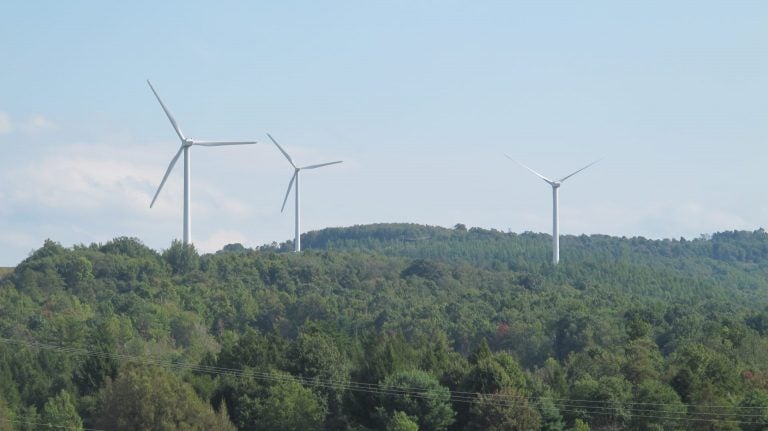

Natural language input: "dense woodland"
[2,224,768,430]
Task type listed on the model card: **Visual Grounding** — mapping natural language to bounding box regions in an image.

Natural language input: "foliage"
[386,411,420,431]
[249,371,327,431]
[2,226,768,430]
[378,370,454,431]
[464,385,541,431]
[39,390,83,430]
[94,364,235,431]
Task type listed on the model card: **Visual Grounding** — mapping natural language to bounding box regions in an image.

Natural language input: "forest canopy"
[1,224,768,430]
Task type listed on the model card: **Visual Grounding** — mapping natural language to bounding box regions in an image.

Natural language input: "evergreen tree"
[39,390,83,431]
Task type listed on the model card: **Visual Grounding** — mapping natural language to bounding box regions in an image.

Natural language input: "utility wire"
[2,337,766,426]
[0,416,103,431]
[2,337,755,409]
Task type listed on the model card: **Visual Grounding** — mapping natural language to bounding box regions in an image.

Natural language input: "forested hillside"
[2,225,768,430]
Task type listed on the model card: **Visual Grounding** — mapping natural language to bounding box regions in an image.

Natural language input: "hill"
[302,222,768,266]
[1,227,768,430]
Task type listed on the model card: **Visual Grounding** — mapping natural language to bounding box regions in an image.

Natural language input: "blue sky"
[1,1,766,265]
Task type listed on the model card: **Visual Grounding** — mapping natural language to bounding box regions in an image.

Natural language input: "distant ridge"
[297,223,768,268]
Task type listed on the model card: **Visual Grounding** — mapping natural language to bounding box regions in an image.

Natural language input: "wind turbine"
[147,80,258,245]
[506,155,599,264]
[268,133,342,252]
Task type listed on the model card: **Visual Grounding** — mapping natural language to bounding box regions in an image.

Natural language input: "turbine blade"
[301,160,343,170]
[147,80,185,141]
[281,172,297,213]
[504,154,555,185]
[193,140,258,147]
[267,133,296,168]
[558,159,601,183]
[150,147,184,208]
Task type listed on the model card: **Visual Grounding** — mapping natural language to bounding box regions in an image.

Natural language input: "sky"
[1,1,766,266]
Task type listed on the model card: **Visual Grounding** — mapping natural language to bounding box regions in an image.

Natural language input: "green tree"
[467,339,493,365]
[216,328,285,371]
[15,405,40,431]
[252,372,327,431]
[0,396,15,431]
[464,385,541,431]
[287,326,350,388]
[538,395,566,431]
[462,358,511,394]
[59,255,94,289]
[287,325,350,428]
[386,411,419,431]
[572,418,590,431]
[378,370,455,431]
[738,390,768,431]
[554,309,594,361]
[94,364,235,431]
[72,326,118,396]
[163,240,199,274]
[569,375,631,429]
[39,390,83,431]
[631,380,685,431]
[670,343,742,430]
[622,337,663,384]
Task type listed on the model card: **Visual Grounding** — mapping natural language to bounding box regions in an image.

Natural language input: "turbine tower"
[506,155,599,264]
[268,133,342,252]
[147,80,258,245]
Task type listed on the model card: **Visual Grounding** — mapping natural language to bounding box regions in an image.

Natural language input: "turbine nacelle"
[268,133,343,252]
[147,80,258,245]
[504,153,600,265]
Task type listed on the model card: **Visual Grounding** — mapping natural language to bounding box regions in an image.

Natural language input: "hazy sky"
[1,1,766,265]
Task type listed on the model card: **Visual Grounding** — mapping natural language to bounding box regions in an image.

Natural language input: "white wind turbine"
[506,155,599,264]
[268,133,342,252]
[147,80,258,245]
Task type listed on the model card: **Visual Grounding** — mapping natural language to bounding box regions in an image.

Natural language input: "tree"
[569,376,631,429]
[464,385,541,431]
[0,397,15,431]
[39,390,83,431]
[251,372,327,431]
[462,359,511,394]
[622,337,663,384]
[15,404,40,431]
[73,327,118,396]
[630,380,685,431]
[100,237,158,258]
[287,325,350,427]
[216,328,285,371]
[467,339,493,365]
[538,395,566,431]
[94,364,235,431]
[738,390,768,431]
[386,411,420,431]
[163,240,199,274]
[287,326,350,389]
[378,370,455,431]
[59,255,94,289]
[670,342,742,430]
[553,309,594,361]
[572,418,590,431]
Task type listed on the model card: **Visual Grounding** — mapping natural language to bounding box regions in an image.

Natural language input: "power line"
[0,416,103,431]
[1,337,766,426]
